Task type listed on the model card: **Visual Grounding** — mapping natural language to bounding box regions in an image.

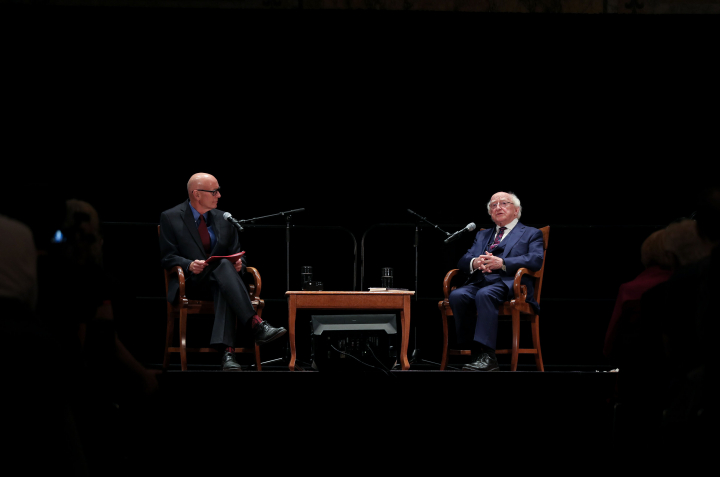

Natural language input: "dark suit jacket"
[159,201,247,303]
[457,222,544,312]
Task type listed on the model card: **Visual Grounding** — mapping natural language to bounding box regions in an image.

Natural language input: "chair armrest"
[168,266,187,302]
[443,269,460,300]
[245,266,262,300]
[512,268,537,304]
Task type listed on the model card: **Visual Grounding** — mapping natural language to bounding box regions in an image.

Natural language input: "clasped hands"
[190,259,243,274]
[473,252,503,274]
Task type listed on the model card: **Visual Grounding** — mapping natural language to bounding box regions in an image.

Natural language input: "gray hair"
[664,219,713,267]
[487,191,522,219]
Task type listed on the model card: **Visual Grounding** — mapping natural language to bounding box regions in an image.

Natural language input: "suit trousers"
[187,260,256,348]
[448,274,511,350]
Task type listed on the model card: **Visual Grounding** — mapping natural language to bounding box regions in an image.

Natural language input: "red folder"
[205,251,245,264]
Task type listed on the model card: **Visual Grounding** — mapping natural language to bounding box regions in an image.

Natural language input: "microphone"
[444,222,476,244]
[222,212,244,232]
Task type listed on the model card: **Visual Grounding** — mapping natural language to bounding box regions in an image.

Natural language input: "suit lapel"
[495,222,526,258]
[476,228,496,254]
[182,204,207,256]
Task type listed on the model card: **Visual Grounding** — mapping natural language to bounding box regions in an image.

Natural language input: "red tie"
[490,227,506,251]
[198,215,211,255]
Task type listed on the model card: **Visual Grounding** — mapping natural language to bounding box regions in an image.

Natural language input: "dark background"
[3,4,715,369]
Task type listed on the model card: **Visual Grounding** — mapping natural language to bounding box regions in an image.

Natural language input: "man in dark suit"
[449,191,544,371]
[159,173,286,371]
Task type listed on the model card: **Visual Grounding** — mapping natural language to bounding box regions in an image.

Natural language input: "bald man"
[159,173,286,371]
[449,191,544,371]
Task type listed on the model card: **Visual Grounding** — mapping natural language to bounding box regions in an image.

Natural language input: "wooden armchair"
[159,226,264,371]
[437,226,549,371]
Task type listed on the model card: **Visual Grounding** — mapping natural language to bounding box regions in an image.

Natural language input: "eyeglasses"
[194,188,221,197]
[489,201,513,210]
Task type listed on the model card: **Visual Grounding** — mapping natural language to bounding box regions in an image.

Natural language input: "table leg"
[400,296,411,370]
[288,295,297,371]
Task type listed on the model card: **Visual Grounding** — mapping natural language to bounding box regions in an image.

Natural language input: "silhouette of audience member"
[1,213,89,475]
[604,228,673,361]
[651,219,714,381]
[0,213,39,363]
[37,199,159,394]
[614,219,714,371]
[678,188,720,444]
[33,199,160,476]
[617,207,718,458]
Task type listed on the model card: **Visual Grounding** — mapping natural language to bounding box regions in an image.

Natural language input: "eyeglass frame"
[193,187,221,197]
[489,200,514,210]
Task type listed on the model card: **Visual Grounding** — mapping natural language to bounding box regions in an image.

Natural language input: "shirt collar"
[188,200,208,224]
[496,218,518,234]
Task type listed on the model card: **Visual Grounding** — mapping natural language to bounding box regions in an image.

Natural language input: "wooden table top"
[285,291,415,295]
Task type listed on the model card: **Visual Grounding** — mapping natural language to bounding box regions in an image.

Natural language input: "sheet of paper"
[205,251,245,264]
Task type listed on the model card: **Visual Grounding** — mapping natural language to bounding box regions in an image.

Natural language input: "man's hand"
[233,259,243,272]
[473,256,490,273]
[190,260,208,274]
[476,252,504,274]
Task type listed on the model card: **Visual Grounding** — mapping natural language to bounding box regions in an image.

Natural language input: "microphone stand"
[238,208,312,370]
[405,210,453,367]
[406,210,452,299]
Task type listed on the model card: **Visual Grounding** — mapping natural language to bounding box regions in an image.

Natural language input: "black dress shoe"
[463,353,499,372]
[222,351,243,371]
[253,320,287,345]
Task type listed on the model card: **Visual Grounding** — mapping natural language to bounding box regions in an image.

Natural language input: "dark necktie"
[489,227,507,251]
[198,215,212,255]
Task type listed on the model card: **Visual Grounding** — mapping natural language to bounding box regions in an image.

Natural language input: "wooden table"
[285,291,415,371]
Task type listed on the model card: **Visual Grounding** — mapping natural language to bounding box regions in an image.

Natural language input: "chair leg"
[179,309,188,371]
[254,344,262,371]
[440,305,449,371]
[163,309,175,371]
[511,309,520,371]
[251,301,263,371]
[531,315,544,372]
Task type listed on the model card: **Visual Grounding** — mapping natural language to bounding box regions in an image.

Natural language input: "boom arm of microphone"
[407,209,451,237]
[237,208,306,224]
